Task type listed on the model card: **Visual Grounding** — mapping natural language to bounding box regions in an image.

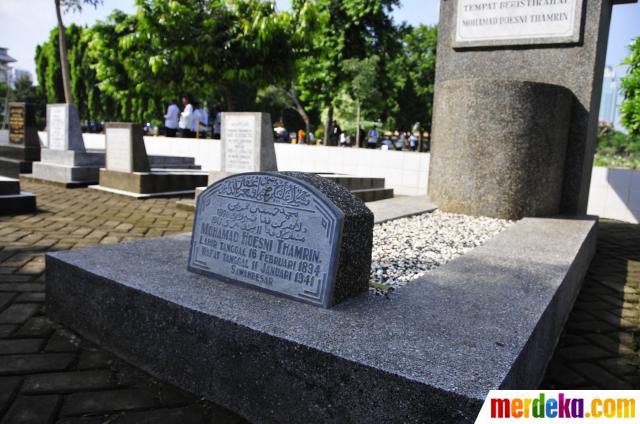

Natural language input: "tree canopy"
[34,0,438,140]
[621,36,640,137]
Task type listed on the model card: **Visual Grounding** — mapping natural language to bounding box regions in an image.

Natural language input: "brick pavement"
[0,180,638,423]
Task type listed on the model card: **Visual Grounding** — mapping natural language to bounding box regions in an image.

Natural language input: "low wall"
[38,132,430,196]
[587,167,640,224]
[35,132,640,222]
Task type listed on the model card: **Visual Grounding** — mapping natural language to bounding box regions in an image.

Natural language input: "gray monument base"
[31,149,105,187]
[0,176,36,215]
[0,145,41,178]
[92,169,208,198]
[46,216,597,423]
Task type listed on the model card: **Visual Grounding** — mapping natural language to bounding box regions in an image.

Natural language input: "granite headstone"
[8,103,39,148]
[188,172,373,308]
[105,123,150,173]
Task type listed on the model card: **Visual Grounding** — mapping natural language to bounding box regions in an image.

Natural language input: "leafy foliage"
[621,37,640,137]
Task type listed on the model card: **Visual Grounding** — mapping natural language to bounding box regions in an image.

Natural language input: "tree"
[341,55,381,147]
[10,75,48,128]
[291,0,400,145]
[621,36,640,137]
[36,24,100,120]
[54,0,103,104]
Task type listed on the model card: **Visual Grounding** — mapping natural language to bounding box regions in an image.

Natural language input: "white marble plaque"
[106,128,132,173]
[48,105,67,151]
[224,115,256,173]
[454,0,583,47]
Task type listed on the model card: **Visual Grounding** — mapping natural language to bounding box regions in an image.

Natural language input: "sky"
[0,0,638,81]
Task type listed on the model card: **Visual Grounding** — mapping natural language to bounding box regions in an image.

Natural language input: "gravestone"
[94,123,207,197]
[31,104,104,187]
[46,104,85,152]
[0,176,36,215]
[188,172,373,308]
[0,103,40,177]
[105,123,150,173]
[429,0,637,218]
[221,112,277,173]
[8,103,39,147]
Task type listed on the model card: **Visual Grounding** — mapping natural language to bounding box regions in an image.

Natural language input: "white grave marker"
[454,0,584,47]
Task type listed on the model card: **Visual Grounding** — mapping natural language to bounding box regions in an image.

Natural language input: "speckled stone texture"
[433,0,636,215]
[45,216,596,423]
[190,172,373,307]
[429,79,572,219]
[281,172,374,305]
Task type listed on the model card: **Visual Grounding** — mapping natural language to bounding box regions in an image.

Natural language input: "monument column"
[429,0,637,219]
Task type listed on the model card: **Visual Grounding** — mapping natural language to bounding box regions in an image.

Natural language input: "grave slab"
[46,216,597,423]
[91,123,207,198]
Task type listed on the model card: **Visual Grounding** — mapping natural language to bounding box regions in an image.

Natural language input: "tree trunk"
[355,99,361,149]
[323,106,333,146]
[288,88,311,144]
[55,0,72,104]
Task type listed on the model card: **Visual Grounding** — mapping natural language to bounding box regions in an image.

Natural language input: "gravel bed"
[370,211,512,292]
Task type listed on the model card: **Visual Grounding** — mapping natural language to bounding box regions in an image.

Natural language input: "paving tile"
[0,304,41,324]
[0,394,60,424]
[0,338,44,355]
[22,370,116,394]
[60,389,160,416]
[0,353,74,375]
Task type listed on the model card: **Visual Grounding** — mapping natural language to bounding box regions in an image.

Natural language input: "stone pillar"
[429,79,572,219]
[429,0,637,218]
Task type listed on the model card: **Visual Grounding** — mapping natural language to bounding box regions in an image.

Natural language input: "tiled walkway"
[0,181,637,423]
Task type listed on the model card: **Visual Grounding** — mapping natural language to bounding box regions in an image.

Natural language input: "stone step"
[318,175,385,190]
[351,188,394,203]
[148,156,198,169]
[0,158,33,178]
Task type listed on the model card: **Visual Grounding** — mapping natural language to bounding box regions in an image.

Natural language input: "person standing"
[179,96,194,138]
[213,112,221,139]
[367,126,380,149]
[163,100,179,137]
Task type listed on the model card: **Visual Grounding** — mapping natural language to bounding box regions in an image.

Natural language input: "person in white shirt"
[179,96,194,138]
[163,101,180,137]
[191,102,210,138]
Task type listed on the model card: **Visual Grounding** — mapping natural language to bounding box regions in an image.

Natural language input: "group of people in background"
[164,97,220,138]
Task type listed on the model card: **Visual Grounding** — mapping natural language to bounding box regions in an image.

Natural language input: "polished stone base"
[46,216,597,423]
[92,169,208,198]
[0,192,37,215]
[0,145,40,178]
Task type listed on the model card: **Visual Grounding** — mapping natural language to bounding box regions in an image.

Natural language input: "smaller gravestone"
[96,122,207,196]
[105,123,150,173]
[0,103,40,177]
[8,103,39,147]
[220,112,277,174]
[188,172,373,308]
[47,104,85,152]
[31,104,103,186]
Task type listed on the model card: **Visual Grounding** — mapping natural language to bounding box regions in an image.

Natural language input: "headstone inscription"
[105,123,150,173]
[188,172,374,308]
[220,112,278,174]
[430,0,637,217]
[8,103,38,147]
[47,104,85,152]
[454,0,584,47]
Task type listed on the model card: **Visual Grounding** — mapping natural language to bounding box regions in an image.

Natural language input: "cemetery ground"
[0,180,637,422]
